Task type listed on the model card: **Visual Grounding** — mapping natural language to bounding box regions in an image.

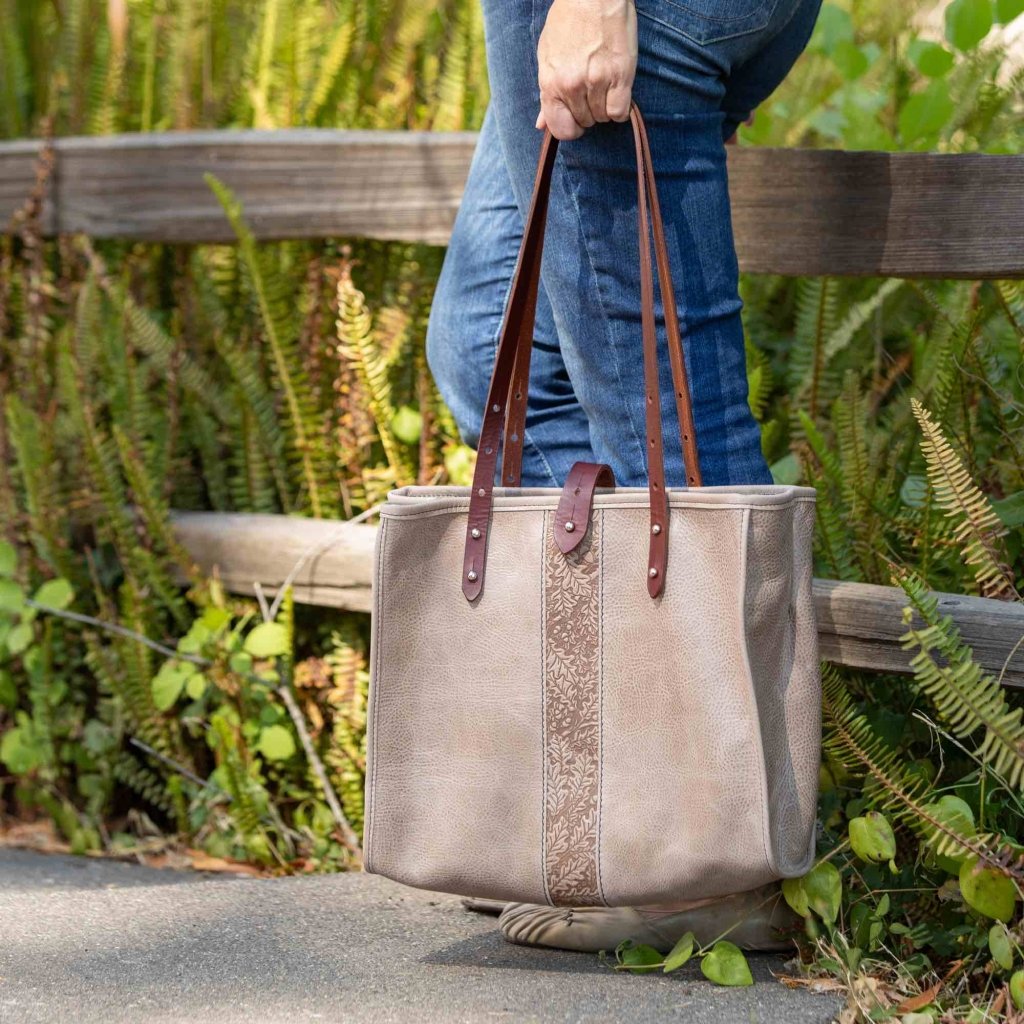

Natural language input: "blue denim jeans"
[427,0,822,488]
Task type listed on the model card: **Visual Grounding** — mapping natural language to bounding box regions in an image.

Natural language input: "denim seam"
[561,159,649,476]
[634,6,775,45]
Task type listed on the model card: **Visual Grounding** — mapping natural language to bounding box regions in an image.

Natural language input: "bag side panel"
[365,507,548,903]
[598,506,776,906]
[744,503,820,878]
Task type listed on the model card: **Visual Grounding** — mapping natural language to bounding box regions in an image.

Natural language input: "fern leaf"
[898,571,1024,790]
[335,263,409,483]
[911,399,1017,600]
[207,173,328,516]
[822,666,1020,876]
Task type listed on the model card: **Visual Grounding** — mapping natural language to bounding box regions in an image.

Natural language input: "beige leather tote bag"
[364,107,820,907]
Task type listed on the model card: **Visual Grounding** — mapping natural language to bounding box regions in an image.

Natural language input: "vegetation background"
[0,0,1022,1017]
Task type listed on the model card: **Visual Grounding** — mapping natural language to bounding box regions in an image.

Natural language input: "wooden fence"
[3,130,1022,687]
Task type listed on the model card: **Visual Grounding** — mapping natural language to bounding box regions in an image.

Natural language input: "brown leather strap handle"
[554,462,616,555]
[461,104,703,602]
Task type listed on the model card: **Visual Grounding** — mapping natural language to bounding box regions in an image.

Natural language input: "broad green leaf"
[908,40,955,77]
[616,940,663,973]
[152,660,196,711]
[990,923,1015,971]
[945,0,994,50]
[811,3,854,52]
[185,673,208,701]
[244,622,289,658]
[178,621,211,655]
[850,812,897,864]
[899,82,955,144]
[663,931,695,973]
[1011,970,1024,1010]
[6,622,33,655]
[782,876,811,918]
[392,405,423,445]
[923,795,976,871]
[700,941,754,987]
[770,453,801,485]
[444,444,475,487]
[994,491,1024,529]
[831,40,870,79]
[996,0,1024,21]
[0,579,25,617]
[229,651,254,677]
[960,858,1017,922]
[0,719,46,773]
[33,578,74,611]
[804,861,842,923]
[0,541,16,577]
[258,724,296,761]
[199,606,232,633]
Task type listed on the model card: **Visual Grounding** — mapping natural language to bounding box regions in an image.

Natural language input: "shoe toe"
[498,903,655,954]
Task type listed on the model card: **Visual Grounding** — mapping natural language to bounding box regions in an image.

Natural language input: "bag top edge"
[382,483,817,513]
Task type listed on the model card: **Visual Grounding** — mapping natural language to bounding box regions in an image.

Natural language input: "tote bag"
[363,106,820,907]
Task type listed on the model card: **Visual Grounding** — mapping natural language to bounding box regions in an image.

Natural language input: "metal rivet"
[510,433,519,443]
[651,523,661,535]
[467,570,478,582]
[471,528,481,539]
[477,488,486,497]
[649,567,658,578]
[564,521,575,533]
[492,404,501,412]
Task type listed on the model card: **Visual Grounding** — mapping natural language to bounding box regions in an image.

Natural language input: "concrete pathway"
[0,849,842,1023]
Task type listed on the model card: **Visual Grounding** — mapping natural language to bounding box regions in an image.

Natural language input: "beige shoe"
[497,884,797,954]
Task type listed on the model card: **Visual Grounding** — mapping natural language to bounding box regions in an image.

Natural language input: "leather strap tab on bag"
[461,105,703,602]
[554,462,615,555]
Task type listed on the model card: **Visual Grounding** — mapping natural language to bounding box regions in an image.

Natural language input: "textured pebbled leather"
[364,104,820,910]
[364,484,821,907]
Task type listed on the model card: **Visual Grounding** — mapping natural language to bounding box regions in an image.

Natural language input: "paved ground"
[0,849,842,1024]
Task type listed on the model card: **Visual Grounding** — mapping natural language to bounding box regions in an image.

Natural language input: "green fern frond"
[822,666,1019,875]
[112,752,175,815]
[335,264,408,483]
[230,403,280,513]
[911,399,1017,600]
[92,265,225,419]
[790,277,837,417]
[112,425,200,587]
[208,173,329,516]
[302,6,356,123]
[213,334,291,511]
[4,394,74,579]
[745,337,773,423]
[898,571,1024,790]
[995,280,1023,346]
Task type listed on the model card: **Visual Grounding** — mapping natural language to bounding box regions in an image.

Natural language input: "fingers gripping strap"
[461,105,703,601]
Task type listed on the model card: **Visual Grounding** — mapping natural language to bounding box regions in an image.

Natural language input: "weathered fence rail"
[168,511,1024,689]
[3,130,1020,684]
[3,131,1024,277]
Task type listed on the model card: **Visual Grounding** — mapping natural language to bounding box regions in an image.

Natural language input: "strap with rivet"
[460,104,703,602]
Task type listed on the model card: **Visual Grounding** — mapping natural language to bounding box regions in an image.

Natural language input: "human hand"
[536,0,637,141]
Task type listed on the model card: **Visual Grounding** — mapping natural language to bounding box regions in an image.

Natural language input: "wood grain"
[169,511,1024,686]
[2,132,1022,277]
